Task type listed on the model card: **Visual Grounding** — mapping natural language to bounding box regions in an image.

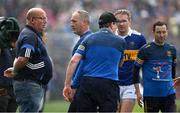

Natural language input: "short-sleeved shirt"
[134,42,176,97]
[76,28,126,81]
[71,30,93,88]
[72,30,93,55]
[14,25,52,84]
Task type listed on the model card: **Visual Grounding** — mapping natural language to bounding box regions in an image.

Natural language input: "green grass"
[44,100,180,112]
[44,100,70,112]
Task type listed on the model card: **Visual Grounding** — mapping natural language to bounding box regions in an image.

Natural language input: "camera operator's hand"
[4,67,16,78]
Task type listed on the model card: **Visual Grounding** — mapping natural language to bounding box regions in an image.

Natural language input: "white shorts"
[119,84,137,100]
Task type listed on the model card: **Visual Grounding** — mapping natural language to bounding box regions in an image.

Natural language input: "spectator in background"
[133,21,177,112]
[63,10,93,112]
[114,9,146,112]
[63,11,126,112]
[4,8,53,112]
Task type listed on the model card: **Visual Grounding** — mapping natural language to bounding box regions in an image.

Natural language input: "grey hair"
[77,10,90,24]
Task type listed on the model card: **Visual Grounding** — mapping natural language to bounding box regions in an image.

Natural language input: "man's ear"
[31,18,34,22]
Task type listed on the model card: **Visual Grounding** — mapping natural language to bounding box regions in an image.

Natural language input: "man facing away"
[63,11,126,112]
[114,9,146,112]
[4,8,53,112]
[133,21,177,112]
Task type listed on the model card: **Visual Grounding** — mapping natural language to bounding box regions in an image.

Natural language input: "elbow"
[70,59,79,64]
[70,54,81,64]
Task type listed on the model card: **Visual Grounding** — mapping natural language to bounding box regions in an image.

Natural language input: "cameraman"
[0,17,19,112]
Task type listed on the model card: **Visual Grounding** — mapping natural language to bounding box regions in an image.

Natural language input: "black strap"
[133,65,141,84]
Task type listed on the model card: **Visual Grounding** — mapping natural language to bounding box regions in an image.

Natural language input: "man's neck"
[117,29,129,36]
[154,41,165,46]
[80,29,89,37]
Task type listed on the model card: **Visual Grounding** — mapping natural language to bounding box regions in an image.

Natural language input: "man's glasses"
[32,17,47,21]
[116,20,128,24]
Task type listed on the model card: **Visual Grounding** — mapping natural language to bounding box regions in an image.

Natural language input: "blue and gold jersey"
[124,50,139,61]
[135,42,176,97]
[76,28,126,81]
[117,28,146,85]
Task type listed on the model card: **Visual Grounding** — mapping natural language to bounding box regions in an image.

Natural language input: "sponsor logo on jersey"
[78,45,85,51]
[166,50,172,57]
[129,41,135,47]
[124,50,138,61]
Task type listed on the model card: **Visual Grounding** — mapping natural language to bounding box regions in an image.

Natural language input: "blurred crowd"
[1,0,180,42]
[1,0,180,100]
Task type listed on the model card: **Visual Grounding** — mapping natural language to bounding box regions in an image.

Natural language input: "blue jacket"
[0,49,15,87]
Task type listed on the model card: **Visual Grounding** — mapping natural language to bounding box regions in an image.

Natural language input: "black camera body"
[0,17,20,48]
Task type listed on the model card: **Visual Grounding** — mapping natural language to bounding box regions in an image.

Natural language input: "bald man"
[4,8,53,112]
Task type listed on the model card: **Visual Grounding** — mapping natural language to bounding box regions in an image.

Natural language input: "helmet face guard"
[0,17,20,48]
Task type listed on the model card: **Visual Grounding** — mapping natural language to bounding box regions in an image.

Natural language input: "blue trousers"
[13,80,45,113]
